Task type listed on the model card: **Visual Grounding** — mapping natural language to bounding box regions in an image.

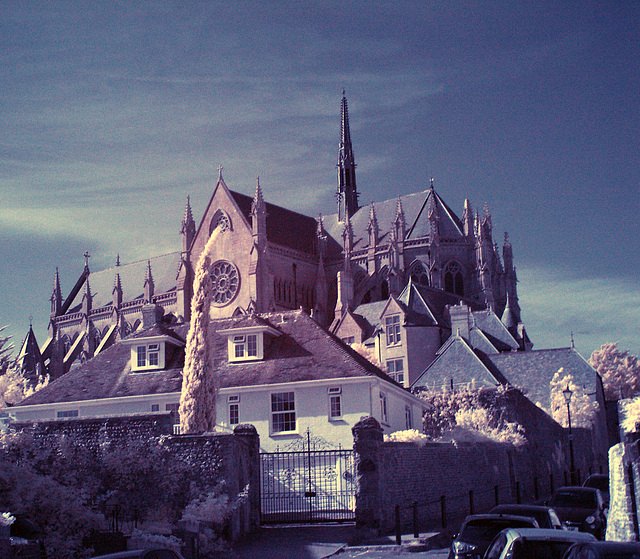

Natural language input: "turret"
[337,92,359,221]
[81,277,92,316]
[393,197,406,242]
[428,179,440,243]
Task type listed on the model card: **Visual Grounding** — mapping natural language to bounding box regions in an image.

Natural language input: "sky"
[1,1,638,361]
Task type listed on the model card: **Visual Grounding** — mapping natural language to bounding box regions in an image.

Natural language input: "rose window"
[210,260,240,306]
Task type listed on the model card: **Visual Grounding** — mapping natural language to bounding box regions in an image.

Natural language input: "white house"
[12,307,427,452]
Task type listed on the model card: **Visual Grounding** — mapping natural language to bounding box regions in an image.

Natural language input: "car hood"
[553,507,595,523]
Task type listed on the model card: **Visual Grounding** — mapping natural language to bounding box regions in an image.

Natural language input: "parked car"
[491,504,564,530]
[582,474,610,504]
[91,550,184,559]
[484,527,596,559]
[448,513,539,559]
[562,540,640,558]
[548,486,608,539]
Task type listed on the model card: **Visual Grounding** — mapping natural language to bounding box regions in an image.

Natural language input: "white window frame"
[379,392,388,424]
[405,405,413,430]
[387,358,404,384]
[328,386,342,420]
[132,342,165,371]
[228,333,262,362]
[385,315,402,346]
[229,395,240,425]
[271,391,296,434]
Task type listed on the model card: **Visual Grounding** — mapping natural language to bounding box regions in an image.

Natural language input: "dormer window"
[133,342,165,371]
[124,333,185,372]
[234,334,258,359]
[219,323,281,363]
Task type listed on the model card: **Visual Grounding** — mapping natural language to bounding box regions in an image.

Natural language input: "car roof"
[500,527,597,541]
[463,513,538,522]
[555,486,599,494]
[581,541,640,550]
[492,504,553,512]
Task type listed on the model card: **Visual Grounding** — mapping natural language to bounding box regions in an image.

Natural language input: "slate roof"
[485,348,598,408]
[323,187,465,251]
[398,281,472,328]
[66,252,182,313]
[412,344,598,412]
[16,310,400,407]
[412,334,507,391]
[229,191,330,256]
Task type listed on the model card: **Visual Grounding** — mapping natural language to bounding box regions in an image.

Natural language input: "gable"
[487,348,598,410]
[412,336,502,390]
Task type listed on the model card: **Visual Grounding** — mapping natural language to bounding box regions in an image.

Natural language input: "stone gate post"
[352,416,384,531]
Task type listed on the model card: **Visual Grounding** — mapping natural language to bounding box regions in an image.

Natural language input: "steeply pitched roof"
[16,310,401,407]
[398,281,471,328]
[323,187,465,251]
[412,334,505,390]
[229,191,325,255]
[65,252,182,313]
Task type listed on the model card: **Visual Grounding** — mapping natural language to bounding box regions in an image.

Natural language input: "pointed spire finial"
[83,251,90,269]
[116,254,121,267]
[430,177,435,190]
[218,165,223,180]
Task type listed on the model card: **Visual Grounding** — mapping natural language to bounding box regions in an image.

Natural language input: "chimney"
[448,302,470,341]
[142,303,163,329]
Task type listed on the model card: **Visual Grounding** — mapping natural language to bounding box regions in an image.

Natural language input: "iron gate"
[260,446,356,524]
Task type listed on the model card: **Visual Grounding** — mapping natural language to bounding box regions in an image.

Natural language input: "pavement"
[222,523,450,559]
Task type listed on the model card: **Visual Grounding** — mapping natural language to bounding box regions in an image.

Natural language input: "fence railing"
[392,466,604,543]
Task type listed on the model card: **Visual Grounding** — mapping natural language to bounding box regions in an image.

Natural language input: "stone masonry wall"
[9,416,261,542]
[353,413,599,534]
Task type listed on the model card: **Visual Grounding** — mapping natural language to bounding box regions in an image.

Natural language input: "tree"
[549,368,598,428]
[589,342,640,400]
[349,342,381,367]
[179,225,222,434]
[0,325,14,376]
[417,385,526,446]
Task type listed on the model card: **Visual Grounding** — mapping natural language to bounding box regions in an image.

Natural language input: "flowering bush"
[0,512,15,527]
[350,342,381,367]
[549,368,598,428]
[589,342,640,400]
[418,385,527,447]
[384,429,429,445]
[620,398,640,434]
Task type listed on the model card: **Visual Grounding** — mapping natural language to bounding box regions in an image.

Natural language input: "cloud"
[518,265,640,359]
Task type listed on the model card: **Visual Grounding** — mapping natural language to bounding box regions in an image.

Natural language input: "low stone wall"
[352,414,599,534]
[8,416,261,543]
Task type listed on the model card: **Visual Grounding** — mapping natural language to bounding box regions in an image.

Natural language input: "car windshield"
[513,539,574,559]
[460,518,533,544]
[550,490,596,508]
[584,477,608,492]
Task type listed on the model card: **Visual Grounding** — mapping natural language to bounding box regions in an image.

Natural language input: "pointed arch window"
[210,209,231,235]
[444,262,464,296]
[409,261,429,286]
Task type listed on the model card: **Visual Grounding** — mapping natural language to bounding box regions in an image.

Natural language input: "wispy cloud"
[519,265,640,359]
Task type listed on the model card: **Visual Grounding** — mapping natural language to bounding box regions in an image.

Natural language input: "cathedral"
[26,94,528,386]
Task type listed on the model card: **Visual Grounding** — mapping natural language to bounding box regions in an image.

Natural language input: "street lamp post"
[563,385,576,485]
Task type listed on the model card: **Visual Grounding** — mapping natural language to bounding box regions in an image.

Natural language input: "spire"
[502,232,514,273]
[144,260,155,303]
[251,176,265,216]
[181,196,196,253]
[251,176,267,249]
[462,199,474,237]
[82,276,92,315]
[428,183,440,241]
[50,267,62,317]
[337,92,359,221]
[367,201,379,247]
[113,256,123,308]
[501,292,517,330]
[393,197,406,241]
